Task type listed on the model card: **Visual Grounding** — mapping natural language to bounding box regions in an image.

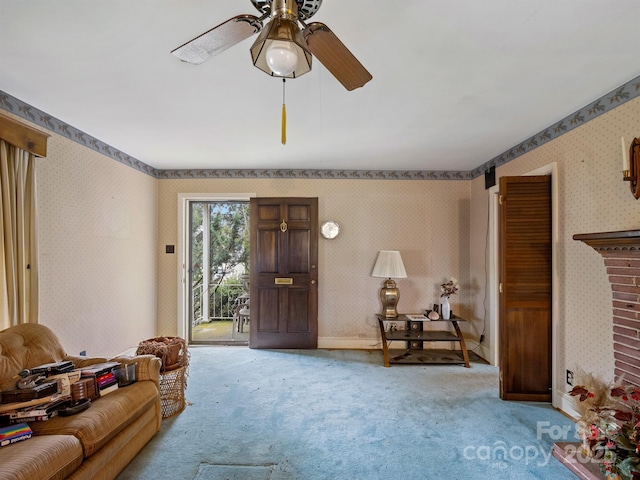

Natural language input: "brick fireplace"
[554,231,640,480]
[574,230,640,386]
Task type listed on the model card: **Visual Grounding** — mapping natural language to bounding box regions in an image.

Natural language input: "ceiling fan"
[171,0,372,91]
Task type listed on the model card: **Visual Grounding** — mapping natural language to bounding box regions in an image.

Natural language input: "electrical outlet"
[566,369,574,386]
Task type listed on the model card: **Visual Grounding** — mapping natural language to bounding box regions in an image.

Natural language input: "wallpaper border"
[2,73,639,180]
[469,74,640,179]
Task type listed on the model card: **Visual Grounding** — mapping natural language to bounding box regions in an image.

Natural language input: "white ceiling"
[1,0,640,173]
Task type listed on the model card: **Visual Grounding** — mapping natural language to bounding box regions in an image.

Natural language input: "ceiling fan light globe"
[266,40,299,76]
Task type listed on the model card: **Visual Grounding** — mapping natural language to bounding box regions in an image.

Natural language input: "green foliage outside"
[190,202,250,323]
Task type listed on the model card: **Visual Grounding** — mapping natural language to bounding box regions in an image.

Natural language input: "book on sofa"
[1,410,58,426]
[0,394,60,414]
[0,381,58,403]
[0,423,32,447]
[79,362,121,397]
[30,361,74,376]
[79,362,120,378]
[0,394,70,427]
[6,397,67,419]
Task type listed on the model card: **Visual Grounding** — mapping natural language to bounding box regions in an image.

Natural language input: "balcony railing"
[192,282,245,326]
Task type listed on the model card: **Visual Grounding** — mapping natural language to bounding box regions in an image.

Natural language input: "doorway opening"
[188,200,250,345]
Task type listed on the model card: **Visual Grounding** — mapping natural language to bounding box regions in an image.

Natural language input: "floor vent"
[194,463,275,480]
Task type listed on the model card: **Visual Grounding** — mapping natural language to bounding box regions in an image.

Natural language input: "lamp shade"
[371,251,407,279]
[250,16,312,78]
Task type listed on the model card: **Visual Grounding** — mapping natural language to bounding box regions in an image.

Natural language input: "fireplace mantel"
[573,230,640,254]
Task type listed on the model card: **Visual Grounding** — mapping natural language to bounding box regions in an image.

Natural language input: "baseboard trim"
[477,344,493,365]
[317,337,381,350]
[555,390,579,420]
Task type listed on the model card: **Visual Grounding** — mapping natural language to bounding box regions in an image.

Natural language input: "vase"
[441,296,451,320]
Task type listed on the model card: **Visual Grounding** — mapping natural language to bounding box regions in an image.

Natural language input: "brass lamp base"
[379,278,400,318]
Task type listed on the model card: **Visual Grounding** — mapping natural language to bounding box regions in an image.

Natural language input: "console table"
[376,313,470,368]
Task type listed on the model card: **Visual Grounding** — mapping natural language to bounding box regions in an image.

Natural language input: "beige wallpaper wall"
[4,90,638,409]
[156,179,473,347]
[30,121,158,357]
[469,95,640,407]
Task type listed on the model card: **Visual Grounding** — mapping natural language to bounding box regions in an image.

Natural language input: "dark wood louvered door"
[249,197,318,349]
[499,176,552,402]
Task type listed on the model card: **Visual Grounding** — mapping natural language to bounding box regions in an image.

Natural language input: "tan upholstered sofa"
[0,323,162,480]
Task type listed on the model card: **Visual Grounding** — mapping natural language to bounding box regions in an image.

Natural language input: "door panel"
[257,287,280,332]
[257,204,280,221]
[288,204,311,221]
[499,176,552,402]
[288,230,310,273]
[256,230,279,273]
[288,289,310,332]
[250,197,318,349]
[504,310,551,394]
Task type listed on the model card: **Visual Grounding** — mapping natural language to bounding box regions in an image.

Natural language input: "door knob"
[311,280,316,285]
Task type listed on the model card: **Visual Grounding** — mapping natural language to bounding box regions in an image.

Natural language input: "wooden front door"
[249,197,318,349]
[499,176,552,401]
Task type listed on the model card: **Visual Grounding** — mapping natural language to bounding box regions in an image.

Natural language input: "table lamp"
[371,250,407,318]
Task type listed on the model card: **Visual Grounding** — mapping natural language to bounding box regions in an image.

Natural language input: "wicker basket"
[137,336,189,419]
[136,336,188,372]
[159,364,187,418]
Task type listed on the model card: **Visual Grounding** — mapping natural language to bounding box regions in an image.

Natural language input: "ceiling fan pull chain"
[281,78,287,145]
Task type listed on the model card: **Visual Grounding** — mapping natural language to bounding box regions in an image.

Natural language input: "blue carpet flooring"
[117,347,578,480]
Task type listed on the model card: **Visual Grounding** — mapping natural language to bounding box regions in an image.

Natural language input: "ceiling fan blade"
[302,22,372,91]
[171,15,263,65]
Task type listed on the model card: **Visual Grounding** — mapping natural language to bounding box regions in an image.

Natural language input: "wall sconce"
[622,136,640,199]
[371,250,407,318]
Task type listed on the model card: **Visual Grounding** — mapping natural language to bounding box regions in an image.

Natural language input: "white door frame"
[486,184,500,366]
[488,163,559,407]
[176,193,255,340]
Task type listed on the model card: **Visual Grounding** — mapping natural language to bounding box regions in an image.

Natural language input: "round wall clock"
[320,221,340,239]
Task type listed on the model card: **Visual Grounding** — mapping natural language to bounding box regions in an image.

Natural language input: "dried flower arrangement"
[440,277,459,297]
[570,370,640,480]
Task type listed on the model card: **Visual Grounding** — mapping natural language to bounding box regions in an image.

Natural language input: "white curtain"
[0,139,38,329]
